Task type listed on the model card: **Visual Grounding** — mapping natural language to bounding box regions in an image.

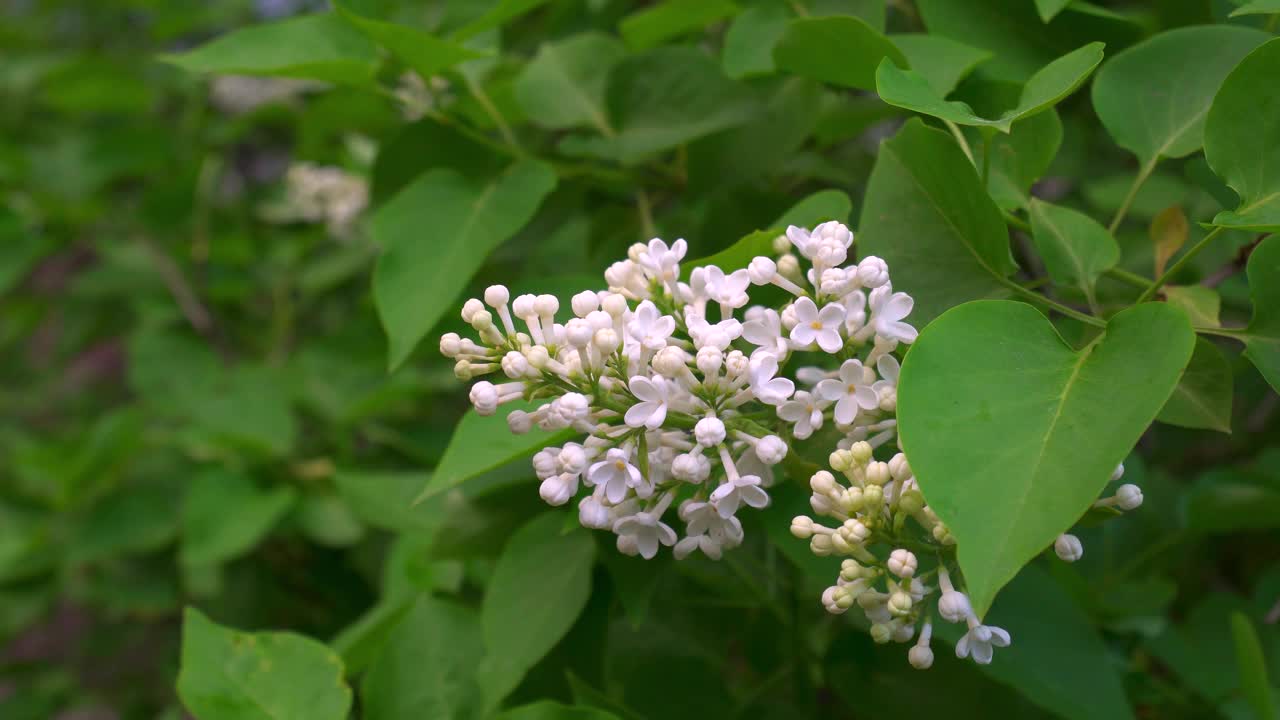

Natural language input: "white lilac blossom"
[440,222,919,565]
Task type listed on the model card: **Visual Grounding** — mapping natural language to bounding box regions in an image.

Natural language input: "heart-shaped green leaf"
[898,300,1195,616]
[888,33,991,97]
[772,15,906,91]
[859,119,1016,326]
[335,2,486,83]
[1027,198,1119,306]
[1157,338,1233,434]
[1205,38,1280,232]
[876,42,1103,133]
[514,33,625,132]
[1237,235,1280,393]
[1091,25,1270,167]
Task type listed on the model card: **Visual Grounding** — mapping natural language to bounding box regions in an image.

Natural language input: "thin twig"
[1108,156,1158,233]
[1137,226,1227,303]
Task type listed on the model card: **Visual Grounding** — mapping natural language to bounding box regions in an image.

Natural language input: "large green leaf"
[888,33,991,96]
[1157,338,1233,434]
[373,159,557,369]
[687,189,852,271]
[163,14,378,86]
[178,608,352,720]
[1205,38,1280,231]
[602,47,758,164]
[1027,198,1119,306]
[494,702,620,720]
[362,596,484,720]
[1184,468,1280,533]
[876,42,1103,133]
[858,119,1016,325]
[1091,26,1270,166]
[1034,0,1073,22]
[772,15,906,91]
[335,470,441,533]
[514,33,625,133]
[618,0,739,50]
[1231,612,1277,720]
[721,2,791,79]
[898,300,1195,616]
[1231,0,1280,16]
[335,2,485,82]
[180,470,296,569]
[477,512,596,710]
[984,110,1063,210]
[932,565,1135,720]
[418,399,576,501]
[1237,235,1280,393]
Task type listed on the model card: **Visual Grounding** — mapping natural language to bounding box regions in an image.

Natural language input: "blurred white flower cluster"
[793,455,1144,669]
[263,163,369,237]
[440,221,915,561]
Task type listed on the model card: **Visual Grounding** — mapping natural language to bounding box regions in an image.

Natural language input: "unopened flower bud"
[840,559,864,581]
[777,253,801,279]
[672,452,710,483]
[439,332,462,357]
[1054,533,1083,562]
[484,284,509,308]
[694,417,726,447]
[539,473,576,505]
[888,590,913,617]
[849,441,873,465]
[724,350,749,378]
[579,495,610,529]
[790,516,815,539]
[841,486,865,513]
[501,351,529,378]
[1111,463,1125,482]
[810,471,837,495]
[909,644,934,669]
[696,346,723,376]
[461,298,484,322]
[829,449,852,472]
[888,453,911,480]
[565,318,592,347]
[842,518,870,543]
[601,293,628,318]
[1116,483,1143,510]
[512,294,536,318]
[771,234,789,254]
[779,302,798,330]
[533,294,559,318]
[856,256,890,288]
[755,435,787,465]
[862,484,883,510]
[571,290,599,317]
[652,346,688,377]
[810,533,834,556]
[593,328,620,353]
[470,310,494,331]
[748,256,777,285]
[507,410,532,434]
[454,359,474,381]
[899,488,924,514]
[938,590,972,623]
[888,549,917,578]
[870,623,893,644]
[532,449,558,480]
[866,461,891,486]
[525,345,551,369]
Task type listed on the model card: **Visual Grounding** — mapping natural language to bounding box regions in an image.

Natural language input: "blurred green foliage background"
[0,0,1278,718]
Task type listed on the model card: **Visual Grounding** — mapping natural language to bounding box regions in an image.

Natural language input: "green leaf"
[898,300,1195,616]
[772,15,907,91]
[876,42,1104,132]
[1027,198,1119,306]
[1035,0,1073,22]
[68,484,180,565]
[1148,593,1261,702]
[603,47,758,164]
[162,14,378,86]
[1205,38,1280,232]
[1232,612,1278,720]
[1158,337,1233,434]
[514,33,625,133]
[335,470,442,533]
[1164,285,1221,328]
[178,608,352,720]
[0,207,42,295]
[418,399,576,501]
[721,2,791,79]
[1231,0,1280,17]
[180,470,297,569]
[888,33,992,97]
[451,0,551,40]
[932,565,1135,720]
[373,159,557,369]
[858,119,1016,325]
[984,110,1063,210]
[1239,235,1280,393]
[335,2,485,82]
[1185,468,1280,533]
[362,596,484,720]
[477,513,596,710]
[618,0,739,51]
[1091,26,1270,167]
[687,189,852,271]
[494,701,620,720]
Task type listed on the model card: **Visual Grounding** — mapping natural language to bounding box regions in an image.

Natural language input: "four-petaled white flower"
[587,448,645,503]
[873,354,900,409]
[710,474,770,518]
[703,265,751,309]
[614,512,677,559]
[743,307,790,358]
[815,359,879,425]
[639,237,686,282]
[790,297,846,353]
[868,283,918,344]
[625,375,670,429]
[778,390,826,439]
[628,300,676,351]
[955,622,1011,665]
[748,353,795,406]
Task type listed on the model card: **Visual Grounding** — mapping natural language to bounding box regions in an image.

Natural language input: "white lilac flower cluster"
[792,454,1145,669]
[439,221,916,562]
[264,163,369,237]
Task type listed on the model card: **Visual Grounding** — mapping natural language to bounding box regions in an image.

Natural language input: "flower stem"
[995,275,1105,327]
[1108,155,1158,233]
[1136,226,1227,303]
[943,119,976,165]
[1104,267,1150,290]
